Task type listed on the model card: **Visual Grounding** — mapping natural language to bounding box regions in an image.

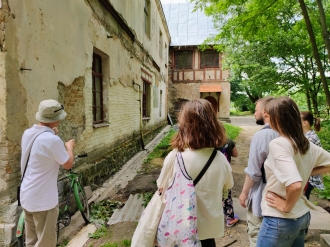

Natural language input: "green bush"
[316,175,330,200]
[313,120,330,199]
[318,120,330,152]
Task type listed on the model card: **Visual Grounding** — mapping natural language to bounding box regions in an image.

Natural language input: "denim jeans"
[256,212,310,247]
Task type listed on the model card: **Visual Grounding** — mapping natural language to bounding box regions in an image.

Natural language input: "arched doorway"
[204,96,218,113]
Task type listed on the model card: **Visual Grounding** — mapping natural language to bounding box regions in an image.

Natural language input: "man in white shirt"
[20,99,75,247]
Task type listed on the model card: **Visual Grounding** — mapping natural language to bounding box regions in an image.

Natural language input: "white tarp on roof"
[161,0,217,46]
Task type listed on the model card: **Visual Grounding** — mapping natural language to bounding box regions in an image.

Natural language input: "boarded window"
[174,50,193,69]
[92,53,104,123]
[142,81,151,118]
[200,50,219,68]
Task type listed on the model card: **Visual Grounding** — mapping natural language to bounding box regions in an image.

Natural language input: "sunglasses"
[54,105,64,113]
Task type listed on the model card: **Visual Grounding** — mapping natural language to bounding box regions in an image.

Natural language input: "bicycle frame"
[16,210,25,238]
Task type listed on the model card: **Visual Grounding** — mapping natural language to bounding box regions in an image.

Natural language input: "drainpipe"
[133,81,145,150]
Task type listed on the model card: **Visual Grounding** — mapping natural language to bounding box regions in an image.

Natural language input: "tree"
[192,0,330,112]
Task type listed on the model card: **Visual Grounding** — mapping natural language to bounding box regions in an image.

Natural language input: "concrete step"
[107,194,144,225]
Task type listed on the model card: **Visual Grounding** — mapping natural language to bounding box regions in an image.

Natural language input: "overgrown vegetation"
[315,120,330,200]
[89,200,124,225]
[316,176,330,200]
[138,191,154,207]
[138,128,177,174]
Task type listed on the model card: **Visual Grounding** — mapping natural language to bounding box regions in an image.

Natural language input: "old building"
[0,0,170,245]
[161,0,231,122]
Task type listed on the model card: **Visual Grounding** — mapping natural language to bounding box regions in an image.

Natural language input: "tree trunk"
[306,90,312,113]
[298,0,330,107]
[316,0,330,64]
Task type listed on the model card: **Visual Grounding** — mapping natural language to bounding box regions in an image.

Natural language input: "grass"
[101,239,131,247]
[223,123,242,140]
[230,110,252,116]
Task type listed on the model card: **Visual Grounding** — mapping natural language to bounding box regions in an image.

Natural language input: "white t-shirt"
[21,125,69,212]
[261,136,330,218]
[158,148,234,240]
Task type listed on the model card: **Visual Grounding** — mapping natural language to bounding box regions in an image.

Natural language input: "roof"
[161,0,217,46]
[199,84,222,93]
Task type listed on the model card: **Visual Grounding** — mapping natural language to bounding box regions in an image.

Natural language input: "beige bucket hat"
[35,99,67,123]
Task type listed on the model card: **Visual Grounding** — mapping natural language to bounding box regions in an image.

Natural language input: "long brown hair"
[301,111,321,132]
[171,99,227,152]
[265,96,309,154]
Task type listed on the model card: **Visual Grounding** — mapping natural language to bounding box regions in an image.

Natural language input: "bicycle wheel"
[73,183,90,223]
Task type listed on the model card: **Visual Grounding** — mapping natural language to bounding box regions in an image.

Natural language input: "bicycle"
[16,154,90,247]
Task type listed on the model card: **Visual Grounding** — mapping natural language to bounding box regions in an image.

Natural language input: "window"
[92,53,104,123]
[159,90,162,116]
[200,50,219,68]
[159,31,163,58]
[174,50,193,69]
[165,43,168,65]
[144,0,151,36]
[142,81,151,118]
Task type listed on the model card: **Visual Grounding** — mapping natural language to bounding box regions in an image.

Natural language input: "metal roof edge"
[156,0,171,43]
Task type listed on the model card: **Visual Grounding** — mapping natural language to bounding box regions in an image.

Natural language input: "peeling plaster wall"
[0,0,170,245]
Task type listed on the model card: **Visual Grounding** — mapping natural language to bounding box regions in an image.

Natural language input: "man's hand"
[65,139,75,151]
[239,192,248,208]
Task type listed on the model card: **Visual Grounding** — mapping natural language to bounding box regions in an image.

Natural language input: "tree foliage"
[192,0,330,114]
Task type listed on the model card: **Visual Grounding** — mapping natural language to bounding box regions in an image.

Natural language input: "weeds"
[90,200,124,224]
[138,192,154,207]
[101,239,131,247]
[88,226,107,239]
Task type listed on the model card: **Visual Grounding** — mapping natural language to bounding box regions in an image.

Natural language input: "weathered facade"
[162,0,231,122]
[0,0,170,245]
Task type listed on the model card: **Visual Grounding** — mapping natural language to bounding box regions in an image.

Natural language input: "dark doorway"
[204,96,218,113]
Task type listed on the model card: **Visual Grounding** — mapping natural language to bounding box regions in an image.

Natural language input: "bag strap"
[193,149,217,186]
[260,124,271,183]
[21,132,47,181]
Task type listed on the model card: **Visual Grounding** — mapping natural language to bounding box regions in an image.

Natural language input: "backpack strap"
[193,149,217,186]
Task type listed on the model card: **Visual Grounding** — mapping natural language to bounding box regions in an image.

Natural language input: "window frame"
[159,30,163,59]
[142,80,151,118]
[200,49,220,68]
[174,50,193,69]
[92,53,104,124]
[144,0,151,37]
